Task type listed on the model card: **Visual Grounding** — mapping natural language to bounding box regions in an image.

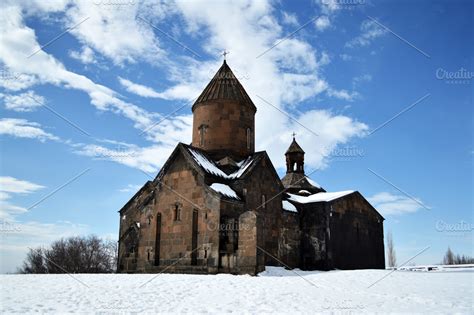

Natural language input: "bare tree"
[18,235,117,273]
[386,231,397,268]
[443,246,455,265]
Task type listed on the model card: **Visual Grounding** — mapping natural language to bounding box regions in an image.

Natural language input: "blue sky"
[0,0,472,273]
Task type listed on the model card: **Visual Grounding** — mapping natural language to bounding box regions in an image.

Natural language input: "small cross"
[222,49,229,60]
[292,132,296,139]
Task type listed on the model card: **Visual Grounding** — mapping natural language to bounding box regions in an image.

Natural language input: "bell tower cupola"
[281,135,325,194]
[285,134,305,174]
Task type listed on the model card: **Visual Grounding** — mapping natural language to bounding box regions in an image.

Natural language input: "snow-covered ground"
[397,264,474,272]
[1,267,472,314]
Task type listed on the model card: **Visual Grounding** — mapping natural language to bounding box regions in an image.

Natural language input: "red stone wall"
[118,153,222,273]
[192,100,255,160]
[232,155,283,267]
[237,211,259,275]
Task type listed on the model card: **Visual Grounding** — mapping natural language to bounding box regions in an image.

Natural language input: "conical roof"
[192,60,256,111]
[285,138,305,154]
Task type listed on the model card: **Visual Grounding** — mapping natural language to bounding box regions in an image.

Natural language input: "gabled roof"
[120,143,284,208]
[287,190,385,220]
[285,138,305,154]
[192,60,256,111]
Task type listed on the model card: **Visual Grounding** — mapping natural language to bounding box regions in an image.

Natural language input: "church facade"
[117,60,385,275]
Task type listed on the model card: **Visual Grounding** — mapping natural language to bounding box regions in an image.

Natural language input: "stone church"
[117,60,385,275]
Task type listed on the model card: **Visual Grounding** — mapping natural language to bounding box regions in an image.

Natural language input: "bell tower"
[285,134,305,173]
[281,135,325,194]
[191,59,256,160]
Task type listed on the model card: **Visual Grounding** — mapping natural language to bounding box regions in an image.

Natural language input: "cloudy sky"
[0,0,472,273]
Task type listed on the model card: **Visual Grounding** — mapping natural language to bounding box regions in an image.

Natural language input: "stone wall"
[328,192,385,269]
[237,211,259,275]
[118,153,222,274]
[279,210,301,268]
[298,202,330,270]
[233,154,283,267]
[192,100,255,160]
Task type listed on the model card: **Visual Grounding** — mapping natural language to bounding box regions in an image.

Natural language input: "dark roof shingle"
[192,60,256,111]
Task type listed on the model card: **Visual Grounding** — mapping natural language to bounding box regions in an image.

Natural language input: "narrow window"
[155,213,161,266]
[261,194,266,209]
[147,250,150,261]
[199,124,207,147]
[174,204,181,221]
[191,209,198,265]
[200,129,204,146]
[246,128,251,149]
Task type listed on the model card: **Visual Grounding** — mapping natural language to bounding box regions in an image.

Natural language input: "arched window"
[261,194,267,209]
[246,128,252,149]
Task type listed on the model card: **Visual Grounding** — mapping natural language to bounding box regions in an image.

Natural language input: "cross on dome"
[222,49,230,60]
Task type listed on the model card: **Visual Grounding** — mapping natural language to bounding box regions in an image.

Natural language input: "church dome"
[191,60,256,160]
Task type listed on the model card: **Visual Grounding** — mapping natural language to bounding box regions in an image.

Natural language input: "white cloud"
[0,3,159,132]
[368,192,427,216]
[0,176,45,220]
[64,1,166,65]
[69,46,95,64]
[74,114,192,172]
[0,72,38,91]
[340,53,352,61]
[317,0,340,14]
[118,77,161,98]
[281,11,299,26]
[315,15,330,31]
[0,176,45,194]
[346,19,387,48]
[352,74,372,87]
[1,90,44,112]
[327,88,359,101]
[119,184,142,193]
[0,118,59,142]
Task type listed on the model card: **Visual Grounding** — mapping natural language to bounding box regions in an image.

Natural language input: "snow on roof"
[229,157,253,178]
[188,148,228,177]
[298,190,311,194]
[305,176,321,188]
[188,147,254,179]
[282,200,297,212]
[210,183,240,200]
[288,190,354,203]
